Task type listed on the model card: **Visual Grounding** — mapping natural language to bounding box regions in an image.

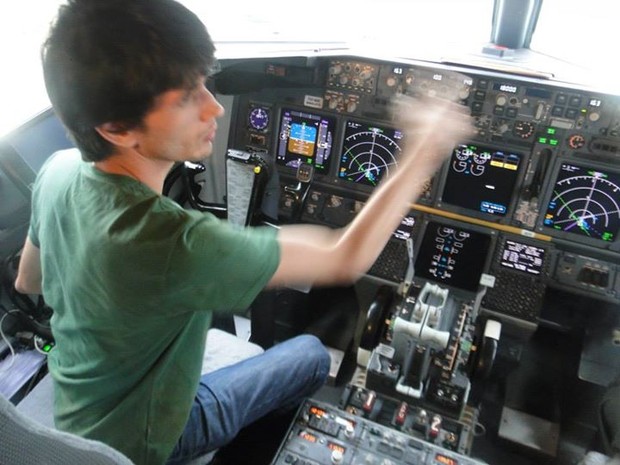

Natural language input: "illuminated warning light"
[363,391,377,412]
[602,232,614,242]
[298,430,317,443]
[309,406,327,418]
[396,402,408,425]
[435,454,458,465]
[538,136,559,146]
[328,442,346,454]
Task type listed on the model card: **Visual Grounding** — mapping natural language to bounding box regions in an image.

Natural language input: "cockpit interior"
[1,1,619,464]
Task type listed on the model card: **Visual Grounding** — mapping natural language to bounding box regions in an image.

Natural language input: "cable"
[0,251,54,341]
[0,308,19,374]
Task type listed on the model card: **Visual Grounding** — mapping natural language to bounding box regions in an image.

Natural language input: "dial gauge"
[248,106,270,131]
[568,134,586,150]
[513,121,535,139]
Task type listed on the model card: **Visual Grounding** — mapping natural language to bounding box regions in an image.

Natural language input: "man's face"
[133,76,225,163]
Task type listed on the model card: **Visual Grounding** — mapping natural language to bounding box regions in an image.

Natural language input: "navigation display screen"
[338,119,404,187]
[415,221,492,292]
[276,108,336,172]
[441,144,522,216]
[543,162,620,242]
[499,239,545,275]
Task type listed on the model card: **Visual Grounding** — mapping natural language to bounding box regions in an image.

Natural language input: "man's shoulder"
[45,147,81,166]
[37,148,82,179]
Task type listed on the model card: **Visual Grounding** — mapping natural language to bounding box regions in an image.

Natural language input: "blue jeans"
[166,334,331,464]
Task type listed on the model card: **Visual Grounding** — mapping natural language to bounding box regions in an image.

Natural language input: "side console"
[270,398,487,465]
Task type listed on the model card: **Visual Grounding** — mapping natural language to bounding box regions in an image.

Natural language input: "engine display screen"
[276,108,336,172]
[543,162,620,242]
[499,239,545,275]
[338,119,404,187]
[415,221,491,292]
[441,144,522,216]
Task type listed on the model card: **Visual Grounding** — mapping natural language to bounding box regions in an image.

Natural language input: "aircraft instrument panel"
[220,53,620,326]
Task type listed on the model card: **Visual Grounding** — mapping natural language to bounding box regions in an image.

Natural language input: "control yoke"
[282,162,314,221]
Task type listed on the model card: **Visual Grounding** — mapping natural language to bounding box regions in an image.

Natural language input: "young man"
[14,0,472,464]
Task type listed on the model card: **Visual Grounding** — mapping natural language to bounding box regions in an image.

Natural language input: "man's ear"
[95,122,139,148]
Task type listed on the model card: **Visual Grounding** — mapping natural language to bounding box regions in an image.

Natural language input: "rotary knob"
[331,449,344,464]
[459,86,471,100]
[386,76,398,87]
[359,69,373,81]
[330,64,343,75]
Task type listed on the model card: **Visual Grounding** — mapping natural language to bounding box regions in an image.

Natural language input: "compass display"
[276,108,336,172]
[441,143,522,217]
[338,120,403,187]
[543,163,620,242]
[415,221,492,292]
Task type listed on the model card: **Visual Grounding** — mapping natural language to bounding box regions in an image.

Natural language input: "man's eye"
[180,90,195,104]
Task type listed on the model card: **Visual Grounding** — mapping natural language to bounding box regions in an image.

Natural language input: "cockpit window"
[187,0,493,58]
[0,1,64,136]
[531,0,616,90]
[0,0,617,136]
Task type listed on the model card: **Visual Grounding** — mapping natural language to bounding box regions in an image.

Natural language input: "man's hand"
[392,93,475,176]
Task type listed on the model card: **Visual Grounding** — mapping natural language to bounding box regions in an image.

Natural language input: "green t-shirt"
[28,149,280,465]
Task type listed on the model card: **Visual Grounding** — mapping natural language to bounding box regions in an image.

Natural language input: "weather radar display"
[338,120,403,187]
[543,163,620,242]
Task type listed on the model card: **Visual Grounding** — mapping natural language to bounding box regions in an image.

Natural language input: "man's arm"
[15,237,42,295]
[268,96,473,289]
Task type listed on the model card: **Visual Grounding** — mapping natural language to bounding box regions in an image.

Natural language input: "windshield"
[0,0,616,136]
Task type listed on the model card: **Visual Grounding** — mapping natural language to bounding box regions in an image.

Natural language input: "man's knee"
[290,334,331,383]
